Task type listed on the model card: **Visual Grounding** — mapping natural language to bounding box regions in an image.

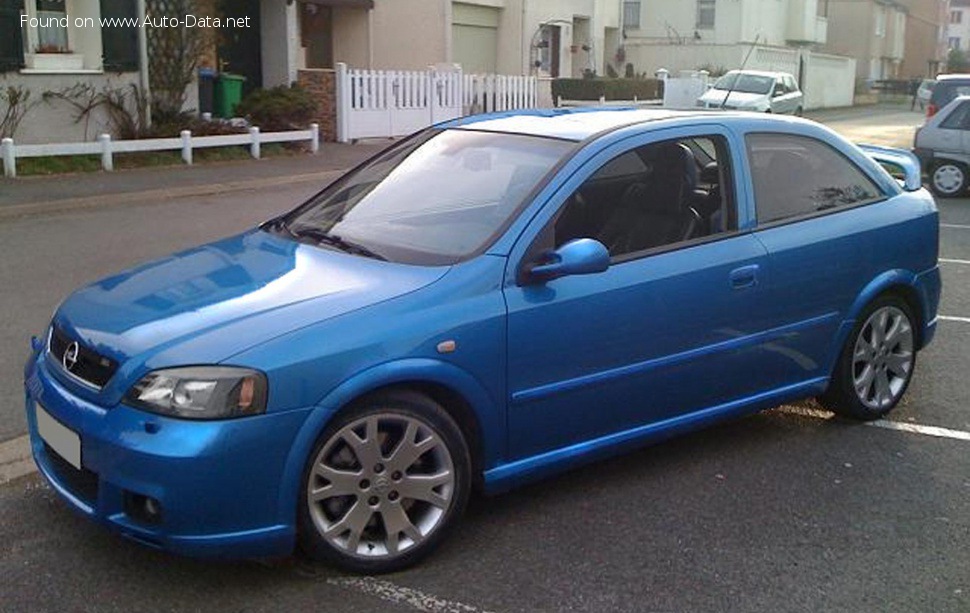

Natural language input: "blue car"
[23,108,940,573]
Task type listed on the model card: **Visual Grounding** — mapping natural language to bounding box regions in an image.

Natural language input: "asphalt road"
[1,107,968,612]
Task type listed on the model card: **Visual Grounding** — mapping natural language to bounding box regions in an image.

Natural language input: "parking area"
[1,107,968,612]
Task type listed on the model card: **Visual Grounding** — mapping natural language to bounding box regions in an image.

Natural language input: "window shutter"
[0,0,25,72]
[100,0,139,72]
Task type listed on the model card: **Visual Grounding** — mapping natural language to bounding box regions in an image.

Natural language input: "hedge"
[551,78,664,102]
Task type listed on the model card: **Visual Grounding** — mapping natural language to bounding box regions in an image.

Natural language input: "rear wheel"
[930,161,968,198]
[819,295,916,421]
[298,391,471,573]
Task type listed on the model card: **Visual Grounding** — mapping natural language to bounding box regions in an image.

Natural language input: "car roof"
[441,106,795,141]
[936,74,970,83]
[723,69,791,78]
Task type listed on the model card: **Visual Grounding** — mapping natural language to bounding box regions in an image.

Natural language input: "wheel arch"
[837,270,927,355]
[276,359,500,526]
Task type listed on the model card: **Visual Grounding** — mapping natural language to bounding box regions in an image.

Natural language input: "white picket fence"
[335,63,538,143]
[1,125,319,178]
[463,74,539,114]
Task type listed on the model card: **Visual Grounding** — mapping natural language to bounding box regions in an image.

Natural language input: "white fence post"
[309,123,320,153]
[180,130,192,165]
[98,134,113,172]
[249,126,261,159]
[1,138,15,178]
[335,62,351,143]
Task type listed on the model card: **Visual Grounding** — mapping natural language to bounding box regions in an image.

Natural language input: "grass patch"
[15,143,303,177]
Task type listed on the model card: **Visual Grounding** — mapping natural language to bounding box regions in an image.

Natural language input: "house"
[949,0,970,53]
[896,0,948,78]
[235,0,621,87]
[823,0,908,81]
[619,0,831,76]
[0,0,146,144]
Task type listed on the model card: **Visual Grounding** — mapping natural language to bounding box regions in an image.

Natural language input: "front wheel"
[298,391,471,573]
[930,161,968,198]
[819,295,917,421]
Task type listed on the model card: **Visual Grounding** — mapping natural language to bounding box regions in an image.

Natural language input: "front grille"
[43,443,99,506]
[49,325,118,389]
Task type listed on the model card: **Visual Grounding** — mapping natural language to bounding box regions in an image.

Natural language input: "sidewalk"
[0,141,387,218]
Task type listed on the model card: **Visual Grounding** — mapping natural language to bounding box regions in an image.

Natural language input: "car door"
[771,77,795,114]
[502,126,777,461]
[744,131,889,389]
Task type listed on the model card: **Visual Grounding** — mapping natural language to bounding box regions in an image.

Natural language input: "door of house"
[218,0,262,94]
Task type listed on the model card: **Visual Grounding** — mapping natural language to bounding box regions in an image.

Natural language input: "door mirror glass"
[528,238,610,283]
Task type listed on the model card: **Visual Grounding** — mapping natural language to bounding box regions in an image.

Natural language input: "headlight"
[125,366,268,420]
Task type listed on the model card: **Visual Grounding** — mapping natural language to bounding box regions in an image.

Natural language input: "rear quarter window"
[746,133,884,224]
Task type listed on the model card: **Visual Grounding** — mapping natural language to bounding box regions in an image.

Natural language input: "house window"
[696,0,715,29]
[0,0,25,71]
[623,0,640,30]
[34,0,68,52]
[952,10,962,25]
[950,36,961,50]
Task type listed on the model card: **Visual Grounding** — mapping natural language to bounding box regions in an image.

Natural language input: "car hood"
[53,230,449,371]
[699,89,768,107]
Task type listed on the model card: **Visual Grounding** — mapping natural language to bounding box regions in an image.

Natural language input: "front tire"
[930,161,968,198]
[298,390,472,573]
[819,295,917,421]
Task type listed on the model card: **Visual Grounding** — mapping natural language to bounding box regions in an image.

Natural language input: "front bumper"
[24,354,313,559]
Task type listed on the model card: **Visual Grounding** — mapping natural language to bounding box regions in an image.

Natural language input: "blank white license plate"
[36,403,81,470]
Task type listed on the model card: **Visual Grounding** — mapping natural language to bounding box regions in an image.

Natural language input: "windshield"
[713,73,774,95]
[275,130,573,265]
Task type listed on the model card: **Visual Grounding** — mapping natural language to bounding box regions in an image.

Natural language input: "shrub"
[551,78,664,103]
[235,85,317,132]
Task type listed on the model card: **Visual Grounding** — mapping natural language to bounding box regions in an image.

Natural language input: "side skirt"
[482,377,830,494]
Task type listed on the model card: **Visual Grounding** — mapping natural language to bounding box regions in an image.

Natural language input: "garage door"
[452,3,499,74]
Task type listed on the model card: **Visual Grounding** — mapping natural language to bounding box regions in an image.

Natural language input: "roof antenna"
[720,34,760,110]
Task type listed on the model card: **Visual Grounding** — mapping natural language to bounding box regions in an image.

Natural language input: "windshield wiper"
[288,226,387,261]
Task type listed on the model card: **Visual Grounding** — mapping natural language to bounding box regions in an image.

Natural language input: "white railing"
[1,124,320,178]
[335,63,538,143]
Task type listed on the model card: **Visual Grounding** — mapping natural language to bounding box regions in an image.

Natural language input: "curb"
[0,169,343,222]
[0,435,34,485]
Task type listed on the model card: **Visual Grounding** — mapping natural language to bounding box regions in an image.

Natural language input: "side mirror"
[528,238,610,283]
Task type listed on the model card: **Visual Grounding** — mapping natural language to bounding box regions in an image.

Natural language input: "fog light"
[124,491,163,525]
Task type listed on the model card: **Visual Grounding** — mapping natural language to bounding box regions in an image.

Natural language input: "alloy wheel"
[306,413,455,559]
[851,305,914,411]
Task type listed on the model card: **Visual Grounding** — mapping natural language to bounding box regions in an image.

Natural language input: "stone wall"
[297,69,337,142]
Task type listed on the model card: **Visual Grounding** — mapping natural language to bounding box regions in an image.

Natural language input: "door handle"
[730,265,759,289]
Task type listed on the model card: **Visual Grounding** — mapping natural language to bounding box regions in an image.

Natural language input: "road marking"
[776,405,970,442]
[867,420,970,441]
[940,315,970,324]
[0,435,33,485]
[940,258,970,265]
[941,223,970,229]
[327,577,495,613]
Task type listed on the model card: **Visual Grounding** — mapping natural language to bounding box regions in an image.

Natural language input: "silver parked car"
[696,70,804,115]
[914,94,970,197]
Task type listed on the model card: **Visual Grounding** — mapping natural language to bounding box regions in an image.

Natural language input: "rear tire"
[929,161,968,198]
[297,390,472,573]
[818,295,917,421]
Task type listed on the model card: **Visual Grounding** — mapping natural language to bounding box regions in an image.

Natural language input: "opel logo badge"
[63,342,80,372]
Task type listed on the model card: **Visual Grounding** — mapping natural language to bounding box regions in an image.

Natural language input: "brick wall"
[297,69,337,142]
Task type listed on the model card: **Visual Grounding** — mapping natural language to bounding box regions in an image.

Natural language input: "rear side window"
[941,101,970,129]
[747,134,883,224]
[933,82,970,107]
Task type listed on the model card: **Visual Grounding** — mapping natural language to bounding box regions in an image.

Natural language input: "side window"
[940,101,970,130]
[747,133,883,224]
[553,136,737,259]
